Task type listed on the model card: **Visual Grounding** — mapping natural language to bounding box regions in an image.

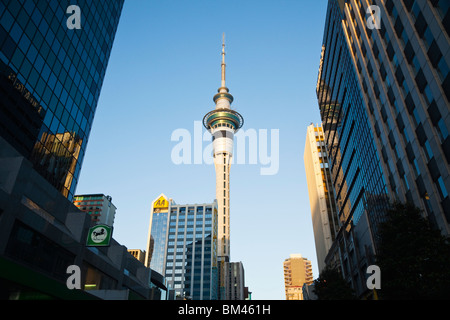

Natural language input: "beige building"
[304,124,339,272]
[128,249,146,264]
[283,254,313,300]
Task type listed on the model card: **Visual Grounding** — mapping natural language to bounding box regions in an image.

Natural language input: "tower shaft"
[214,152,231,257]
[211,124,234,258]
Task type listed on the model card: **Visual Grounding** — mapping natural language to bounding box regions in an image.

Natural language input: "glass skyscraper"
[0,0,124,200]
[317,0,391,294]
[315,0,449,297]
[146,195,218,300]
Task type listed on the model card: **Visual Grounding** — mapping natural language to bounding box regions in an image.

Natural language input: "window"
[423,84,433,105]
[424,140,434,161]
[437,56,449,82]
[423,27,434,50]
[403,174,410,190]
[412,56,420,75]
[437,176,448,199]
[402,127,410,143]
[415,69,427,93]
[437,119,449,142]
[432,0,450,20]
[414,12,428,38]
[413,158,421,177]
[427,41,442,69]
[404,41,415,64]
[6,221,75,282]
[412,108,421,126]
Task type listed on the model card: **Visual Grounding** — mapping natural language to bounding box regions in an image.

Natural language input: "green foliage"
[312,265,356,300]
[376,202,450,300]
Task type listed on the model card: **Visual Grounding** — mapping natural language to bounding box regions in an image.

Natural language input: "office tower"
[203,35,244,260]
[0,1,167,300]
[283,254,313,300]
[304,124,339,273]
[224,261,246,300]
[145,194,171,272]
[316,0,449,296]
[145,194,219,300]
[73,194,116,226]
[0,0,124,200]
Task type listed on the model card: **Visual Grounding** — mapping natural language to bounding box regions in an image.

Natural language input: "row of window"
[382,1,449,207]
[350,0,449,216]
[0,0,122,200]
[319,0,391,230]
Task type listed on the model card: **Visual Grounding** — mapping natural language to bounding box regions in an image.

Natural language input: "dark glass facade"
[316,0,391,296]
[0,0,124,199]
[360,0,450,231]
[149,209,169,275]
[316,0,449,297]
[148,201,219,300]
[166,205,218,300]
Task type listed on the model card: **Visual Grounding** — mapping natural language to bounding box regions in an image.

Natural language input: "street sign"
[86,224,112,247]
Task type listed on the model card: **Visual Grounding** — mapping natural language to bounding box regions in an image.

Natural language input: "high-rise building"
[0,1,166,300]
[315,0,449,296]
[224,261,246,300]
[145,194,219,300]
[304,123,339,273]
[73,194,116,226]
[283,254,313,300]
[145,194,169,272]
[0,0,124,200]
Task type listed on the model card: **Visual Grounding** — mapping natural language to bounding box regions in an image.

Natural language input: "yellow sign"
[153,196,168,209]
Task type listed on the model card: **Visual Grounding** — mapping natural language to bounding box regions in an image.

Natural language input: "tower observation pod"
[203,34,243,260]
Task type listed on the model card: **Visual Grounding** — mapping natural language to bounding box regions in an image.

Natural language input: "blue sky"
[76,0,328,300]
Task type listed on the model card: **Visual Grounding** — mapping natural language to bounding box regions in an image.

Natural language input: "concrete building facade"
[0,137,167,300]
[73,194,116,227]
[225,261,245,300]
[304,124,339,273]
[283,254,313,300]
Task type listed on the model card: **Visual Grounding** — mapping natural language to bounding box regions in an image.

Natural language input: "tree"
[375,201,450,299]
[312,265,356,300]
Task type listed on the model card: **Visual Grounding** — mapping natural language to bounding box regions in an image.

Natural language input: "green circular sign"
[87,225,112,246]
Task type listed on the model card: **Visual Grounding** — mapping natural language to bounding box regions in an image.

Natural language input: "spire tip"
[221,33,226,89]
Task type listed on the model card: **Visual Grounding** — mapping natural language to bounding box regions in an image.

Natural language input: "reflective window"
[0,0,124,200]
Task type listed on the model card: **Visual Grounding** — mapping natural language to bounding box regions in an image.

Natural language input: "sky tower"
[203,34,243,260]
